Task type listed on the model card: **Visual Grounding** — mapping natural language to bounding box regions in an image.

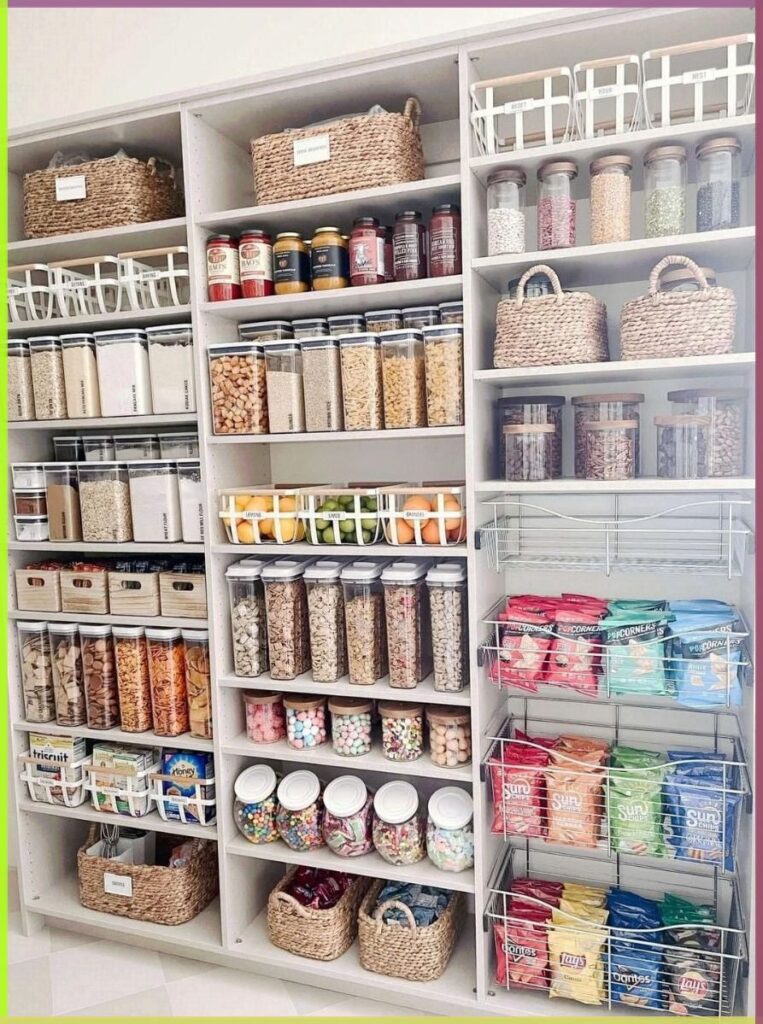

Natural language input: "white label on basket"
[322,510,345,521]
[293,135,331,167]
[590,84,618,98]
[63,280,88,291]
[402,509,431,521]
[503,98,535,114]
[683,68,717,85]
[55,175,87,201]
[104,872,132,897]
[141,270,163,280]
[8,287,20,296]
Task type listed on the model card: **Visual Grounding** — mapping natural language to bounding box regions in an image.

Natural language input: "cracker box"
[90,743,159,817]
[160,750,215,824]
[27,733,86,805]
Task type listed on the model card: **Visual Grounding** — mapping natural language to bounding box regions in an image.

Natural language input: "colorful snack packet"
[607,889,663,1011]
[608,746,666,857]
[489,733,553,838]
[561,882,608,909]
[545,608,603,695]
[490,609,554,692]
[545,737,608,849]
[663,751,741,871]
[669,610,743,708]
[511,877,564,908]
[608,599,668,613]
[548,905,608,1005]
[494,902,552,991]
[661,894,721,1016]
[600,612,672,696]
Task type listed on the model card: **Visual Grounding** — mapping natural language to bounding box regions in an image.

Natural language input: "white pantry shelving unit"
[8,6,755,1017]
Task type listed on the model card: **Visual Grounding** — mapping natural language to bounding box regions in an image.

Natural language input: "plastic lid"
[323,775,368,818]
[401,306,440,315]
[379,700,423,720]
[92,329,147,341]
[17,620,49,629]
[145,627,182,640]
[60,333,96,344]
[277,769,320,811]
[582,419,639,431]
[177,460,202,472]
[428,787,473,830]
[439,302,463,311]
[259,340,300,351]
[487,167,527,186]
[225,558,270,579]
[364,309,402,319]
[338,333,379,346]
[427,561,467,585]
[667,387,747,402]
[13,487,46,495]
[644,144,687,164]
[261,559,311,581]
[78,624,113,637]
[696,135,741,158]
[243,690,282,706]
[381,559,429,583]
[571,393,644,405]
[209,340,263,354]
[292,318,329,328]
[83,435,115,443]
[538,159,578,180]
[303,559,343,582]
[328,695,373,715]
[590,154,633,174]
[8,340,30,350]
[144,324,193,336]
[28,336,62,347]
[239,320,294,331]
[327,315,366,324]
[341,559,388,582]
[498,395,565,408]
[283,694,326,711]
[373,780,419,824]
[111,625,146,638]
[235,764,277,804]
[421,325,464,338]
[14,514,48,522]
[654,414,712,427]
[181,629,209,642]
[301,337,339,350]
[426,705,470,725]
[47,622,81,634]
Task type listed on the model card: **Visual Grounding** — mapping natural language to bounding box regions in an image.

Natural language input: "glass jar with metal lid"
[497,395,565,478]
[429,203,461,277]
[572,393,644,478]
[590,154,632,244]
[644,144,687,238]
[393,210,427,282]
[487,168,526,255]
[667,387,747,477]
[206,234,241,302]
[273,233,310,294]
[239,228,274,298]
[696,135,742,232]
[310,226,348,290]
[349,217,385,287]
[537,160,578,249]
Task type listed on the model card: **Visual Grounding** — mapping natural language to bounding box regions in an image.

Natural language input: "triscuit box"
[161,750,215,824]
[28,733,86,804]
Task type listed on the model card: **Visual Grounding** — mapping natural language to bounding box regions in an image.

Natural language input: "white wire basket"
[642,33,755,129]
[49,255,125,318]
[470,66,576,156]
[573,55,642,139]
[19,752,89,807]
[299,485,384,546]
[8,263,55,323]
[119,246,191,310]
[150,772,216,826]
[84,760,159,818]
[218,486,304,545]
[380,482,467,546]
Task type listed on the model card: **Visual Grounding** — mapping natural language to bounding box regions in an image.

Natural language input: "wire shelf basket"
[119,246,191,311]
[477,497,752,578]
[7,263,55,323]
[573,54,643,139]
[19,752,89,807]
[150,772,216,827]
[470,66,576,156]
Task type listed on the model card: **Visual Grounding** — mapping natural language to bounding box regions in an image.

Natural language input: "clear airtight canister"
[48,622,86,726]
[379,701,423,762]
[158,432,200,459]
[127,461,182,542]
[226,559,269,677]
[655,415,711,479]
[304,559,347,683]
[93,329,153,416]
[426,562,467,692]
[644,145,687,238]
[262,559,311,680]
[537,160,577,249]
[17,621,56,723]
[177,460,205,543]
[29,336,67,419]
[77,463,133,542]
[207,341,268,435]
[487,168,526,255]
[60,333,101,418]
[422,324,464,426]
[262,341,305,434]
[44,462,82,542]
[8,340,35,421]
[322,775,374,856]
[82,436,116,462]
[300,338,343,432]
[145,627,189,736]
[329,696,372,757]
[572,393,644,478]
[234,764,279,844]
[372,780,426,865]
[667,387,747,478]
[380,329,427,429]
[53,436,85,462]
[276,770,324,850]
[113,434,160,461]
[696,135,741,232]
[590,155,632,244]
[341,560,389,685]
[80,623,120,729]
[112,625,153,733]
[426,706,471,768]
[182,629,213,739]
[382,559,432,688]
[145,324,196,414]
[339,334,384,430]
[426,787,474,872]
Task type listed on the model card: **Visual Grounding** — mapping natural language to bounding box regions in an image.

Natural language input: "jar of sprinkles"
[233,764,279,844]
[276,770,324,850]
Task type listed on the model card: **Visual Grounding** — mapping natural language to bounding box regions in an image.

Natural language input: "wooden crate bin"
[61,569,110,615]
[15,567,62,613]
[159,571,207,619]
[107,570,161,617]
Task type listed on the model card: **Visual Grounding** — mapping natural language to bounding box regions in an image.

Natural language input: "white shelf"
[18,798,217,840]
[211,541,467,557]
[9,608,208,629]
[474,352,755,387]
[476,477,755,494]
[8,412,198,431]
[209,425,465,445]
[473,227,755,290]
[9,540,205,554]
[7,304,192,335]
[222,731,473,783]
[220,670,472,707]
[227,833,475,892]
[12,719,214,752]
[8,217,187,264]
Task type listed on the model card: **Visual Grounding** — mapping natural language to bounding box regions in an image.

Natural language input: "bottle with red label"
[239,228,274,298]
[349,217,385,287]
[429,204,462,277]
[206,234,241,302]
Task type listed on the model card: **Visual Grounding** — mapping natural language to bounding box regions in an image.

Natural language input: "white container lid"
[261,558,312,581]
[60,333,96,344]
[401,306,440,315]
[93,329,147,342]
[239,320,293,331]
[426,561,467,585]
[235,764,277,804]
[340,559,389,583]
[323,775,368,818]
[111,625,146,638]
[381,559,429,584]
[14,514,48,523]
[277,770,320,811]
[145,627,182,640]
[17,620,48,630]
[303,559,343,582]
[47,622,81,634]
[225,557,270,580]
[374,780,419,825]
[78,624,113,637]
[428,787,473,831]
[208,340,264,354]
[144,324,193,337]
[181,629,209,642]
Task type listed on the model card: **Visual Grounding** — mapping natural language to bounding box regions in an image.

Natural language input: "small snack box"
[87,742,159,817]
[21,733,88,806]
[154,750,216,826]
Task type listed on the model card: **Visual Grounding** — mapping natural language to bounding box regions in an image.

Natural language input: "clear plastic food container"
[380,329,427,429]
[322,775,374,856]
[284,694,328,750]
[238,320,294,343]
[426,561,467,692]
[145,324,196,413]
[48,622,86,726]
[379,701,423,762]
[13,463,46,489]
[327,315,366,337]
[60,333,101,418]
[182,629,213,739]
[572,393,644,478]
[53,436,85,462]
[208,341,268,436]
[262,559,312,680]
[667,387,747,478]
[218,487,303,545]
[382,559,432,688]
[17,621,56,723]
[276,770,325,850]
[422,324,464,426]
[93,330,153,416]
[503,423,557,481]
[427,706,471,768]
[234,764,280,844]
[112,625,153,733]
[83,436,116,462]
[29,336,67,419]
[401,306,440,330]
[243,690,285,743]
[158,432,200,459]
[655,415,711,479]
[14,515,49,542]
[8,340,35,421]
[438,301,463,325]
[77,463,133,542]
[329,696,372,757]
[262,341,305,434]
[339,334,384,430]
[177,460,205,543]
[80,624,120,729]
[305,559,347,682]
[583,419,639,480]
[292,318,329,339]
[364,309,403,334]
[226,559,269,677]
[341,560,389,685]
[113,434,160,461]
[301,338,343,432]
[372,780,426,865]
[44,462,82,542]
[426,787,474,872]
[498,396,564,479]
[13,489,47,516]
[128,461,182,542]
[145,627,189,736]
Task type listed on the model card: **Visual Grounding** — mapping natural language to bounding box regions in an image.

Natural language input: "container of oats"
[77,463,133,543]
[421,324,464,426]
[304,558,347,683]
[17,621,56,723]
[426,562,467,692]
[381,559,432,688]
[262,558,313,681]
[340,560,390,685]
[28,336,67,420]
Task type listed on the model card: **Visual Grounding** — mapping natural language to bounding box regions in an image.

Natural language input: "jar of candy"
[426,706,472,768]
[426,787,474,872]
[429,203,462,277]
[372,780,426,865]
[244,690,286,743]
[233,764,279,844]
[329,696,373,757]
[537,160,577,249]
[349,217,386,286]
[322,775,374,856]
[379,701,423,762]
[276,770,324,850]
[206,234,241,302]
[284,694,327,750]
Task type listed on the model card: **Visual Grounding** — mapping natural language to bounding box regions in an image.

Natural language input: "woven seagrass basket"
[77,826,217,925]
[251,99,425,205]
[493,265,609,368]
[357,879,463,982]
[267,867,369,961]
[620,255,736,360]
[23,156,184,238]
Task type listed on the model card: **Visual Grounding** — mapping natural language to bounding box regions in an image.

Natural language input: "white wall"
[9,6,555,130]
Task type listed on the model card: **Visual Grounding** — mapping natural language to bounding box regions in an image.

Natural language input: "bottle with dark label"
[429,203,462,277]
[393,210,428,282]
[273,233,310,295]
[310,226,349,290]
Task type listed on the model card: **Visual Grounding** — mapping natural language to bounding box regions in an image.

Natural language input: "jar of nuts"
[304,559,347,683]
[381,559,432,688]
[145,627,189,737]
[498,396,565,479]
[422,325,464,427]
[340,559,389,685]
[379,701,423,761]
[590,155,632,244]
[329,696,372,757]
[572,393,644,478]
[17,621,56,723]
[80,624,120,729]
[339,334,384,431]
[207,342,268,435]
[262,559,312,680]
[426,706,471,768]
[503,423,557,481]
[112,626,153,733]
[226,559,269,677]
[582,419,639,480]
[426,562,467,693]
[667,388,747,477]
[655,415,711,479]
[379,328,427,429]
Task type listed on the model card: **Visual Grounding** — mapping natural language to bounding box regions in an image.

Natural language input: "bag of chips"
[607,888,664,1010]
[494,902,552,991]
[548,904,608,1005]
[608,745,666,857]
[663,751,741,871]
[545,607,603,695]
[489,733,553,838]
[545,736,608,849]
[490,608,555,692]
[511,877,564,909]
[600,613,672,696]
[669,608,743,709]
[661,893,721,1016]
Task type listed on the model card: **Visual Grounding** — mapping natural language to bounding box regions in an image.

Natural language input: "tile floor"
[8,870,429,1017]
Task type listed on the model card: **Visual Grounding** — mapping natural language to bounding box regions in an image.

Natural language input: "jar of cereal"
[372,780,426,865]
[382,559,432,688]
[226,558,269,678]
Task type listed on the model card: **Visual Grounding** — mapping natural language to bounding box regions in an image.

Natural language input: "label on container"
[274,249,310,286]
[503,97,536,114]
[402,509,431,521]
[590,84,618,98]
[141,270,164,281]
[293,134,331,166]
[393,233,425,275]
[240,239,273,283]
[430,224,458,269]
[55,175,87,201]
[207,244,240,286]
[104,872,132,897]
[682,68,717,84]
[350,237,385,280]
[63,279,89,291]
[311,244,346,282]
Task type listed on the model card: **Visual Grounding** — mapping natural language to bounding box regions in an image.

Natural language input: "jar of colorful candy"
[233,764,279,844]
[321,775,374,857]
[379,701,423,761]
[243,690,286,744]
[372,780,426,865]
[284,694,327,750]
[328,696,373,757]
[426,786,474,873]
[276,770,324,850]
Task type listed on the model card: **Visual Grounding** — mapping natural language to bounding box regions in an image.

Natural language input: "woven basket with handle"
[23,156,184,238]
[77,825,217,925]
[251,99,425,205]
[493,264,609,368]
[357,879,463,982]
[267,867,369,961]
[620,255,736,360]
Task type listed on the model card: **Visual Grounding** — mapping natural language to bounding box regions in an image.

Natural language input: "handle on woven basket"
[273,889,314,919]
[515,264,565,307]
[403,97,422,130]
[373,898,418,934]
[147,156,177,186]
[649,255,710,302]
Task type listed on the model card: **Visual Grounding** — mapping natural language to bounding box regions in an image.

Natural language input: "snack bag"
[561,882,608,910]
[490,609,554,692]
[608,746,666,857]
[662,893,720,1016]
[669,609,743,708]
[664,751,741,871]
[608,599,668,613]
[511,877,563,910]
[545,737,607,849]
[489,733,553,838]
[607,888,663,1010]
[548,905,608,1005]
[494,902,552,991]
[600,613,672,696]
[545,607,603,695]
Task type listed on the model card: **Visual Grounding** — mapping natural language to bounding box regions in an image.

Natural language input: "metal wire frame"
[572,54,643,139]
[470,66,576,156]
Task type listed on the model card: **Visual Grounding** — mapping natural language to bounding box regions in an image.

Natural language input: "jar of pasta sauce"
[349,217,385,286]
[393,211,427,282]
[239,228,274,298]
[207,235,241,302]
[383,226,394,282]
[274,233,310,295]
[311,227,348,290]
[429,204,461,277]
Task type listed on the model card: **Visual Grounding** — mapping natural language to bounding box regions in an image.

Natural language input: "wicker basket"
[251,99,425,205]
[23,156,184,239]
[357,879,463,982]
[77,826,217,925]
[493,265,609,368]
[267,867,369,961]
[620,255,736,360]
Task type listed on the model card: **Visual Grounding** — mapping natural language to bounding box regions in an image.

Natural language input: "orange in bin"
[381,483,466,546]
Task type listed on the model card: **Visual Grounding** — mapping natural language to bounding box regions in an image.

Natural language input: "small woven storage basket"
[251,99,425,205]
[357,879,463,982]
[77,826,217,925]
[23,156,184,238]
[267,867,369,961]
[620,255,736,360]
[493,265,609,368]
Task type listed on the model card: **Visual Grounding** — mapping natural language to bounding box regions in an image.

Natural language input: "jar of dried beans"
[349,217,385,286]
[80,624,120,729]
[381,559,432,688]
[112,626,153,733]
[644,145,687,238]
[208,341,269,435]
[340,559,388,684]
[226,559,269,677]
[429,203,461,277]
[48,623,86,726]
[182,629,213,739]
[487,168,526,255]
[372,781,426,865]
[145,627,189,737]
[537,160,577,249]
[207,234,241,302]
[667,387,747,477]
[305,559,347,683]
[393,210,427,282]
[498,395,564,479]
[572,393,644,479]
[262,559,311,680]
[696,135,741,232]
[426,562,467,693]
[379,701,423,762]
[582,419,638,480]
[655,415,711,479]
[239,228,274,298]
[590,154,632,244]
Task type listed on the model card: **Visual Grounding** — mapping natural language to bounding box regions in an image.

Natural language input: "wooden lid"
[243,690,283,706]
[654,414,712,427]
[644,144,687,163]
[667,387,747,402]
[328,695,373,715]
[378,700,423,719]
[503,423,555,434]
[590,154,633,174]
[572,393,645,405]
[538,159,578,180]
[283,694,326,711]
[488,167,526,187]
[696,135,741,159]
[582,419,639,430]
[426,705,470,725]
